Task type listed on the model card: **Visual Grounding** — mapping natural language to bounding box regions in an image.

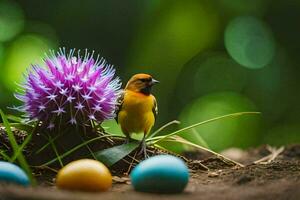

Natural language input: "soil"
[0,144,299,200]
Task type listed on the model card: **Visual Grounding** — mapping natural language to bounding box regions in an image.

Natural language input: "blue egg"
[130,155,189,193]
[0,161,30,186]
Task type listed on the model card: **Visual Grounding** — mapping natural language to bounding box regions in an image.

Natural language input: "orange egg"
[56,159,112,192]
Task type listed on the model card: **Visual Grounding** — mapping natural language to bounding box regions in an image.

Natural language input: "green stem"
[40,135,111,166]
[47,134,63,167]
[153,112,260,144]
[147,120,180,139]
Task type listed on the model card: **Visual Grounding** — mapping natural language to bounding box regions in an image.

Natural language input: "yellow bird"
[116,73,159,157]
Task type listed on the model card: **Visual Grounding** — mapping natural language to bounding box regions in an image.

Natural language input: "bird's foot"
[138,139,149,159]
[124,137,133,144]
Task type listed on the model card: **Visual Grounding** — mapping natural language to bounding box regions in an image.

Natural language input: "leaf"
[95,142,139,167]
[0,109,36,185]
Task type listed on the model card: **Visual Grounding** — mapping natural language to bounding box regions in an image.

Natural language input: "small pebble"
[112,176,130,183]
[56,159,112,192]
[208,171,219,177]
[0,161,30,186]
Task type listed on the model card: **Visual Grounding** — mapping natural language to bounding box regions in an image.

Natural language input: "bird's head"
[125,73,159,95]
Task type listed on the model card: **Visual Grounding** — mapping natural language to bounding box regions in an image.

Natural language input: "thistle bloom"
[15,48,121,129]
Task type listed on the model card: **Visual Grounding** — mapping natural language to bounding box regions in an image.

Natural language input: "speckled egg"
[0,161,30,186]
[130,155,189,193]
[56,159,112,192]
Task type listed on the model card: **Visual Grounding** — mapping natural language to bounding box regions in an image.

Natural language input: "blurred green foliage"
[179,92,260,152]
[0,0,24,42]
[3,34,55,90]
[225,16,275,69]
[0,0,300,151]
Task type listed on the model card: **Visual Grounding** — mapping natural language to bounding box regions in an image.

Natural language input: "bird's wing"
[152,96,158,121]
[115,90,125,123]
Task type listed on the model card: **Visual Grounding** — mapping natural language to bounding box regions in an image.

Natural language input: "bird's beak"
[151,79,159,85]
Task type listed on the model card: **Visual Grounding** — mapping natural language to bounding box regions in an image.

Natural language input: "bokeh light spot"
[179,92,260,151]
[0,0,24,42]
[3,34,55,90]
[225,16,275,69]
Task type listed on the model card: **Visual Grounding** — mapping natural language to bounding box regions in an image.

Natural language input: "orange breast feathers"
[117,90,156,136]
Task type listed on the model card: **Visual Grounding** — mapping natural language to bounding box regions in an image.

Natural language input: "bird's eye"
[139,77,152,83]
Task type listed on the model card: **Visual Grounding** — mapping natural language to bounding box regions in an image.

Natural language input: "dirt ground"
[0,145,300,200]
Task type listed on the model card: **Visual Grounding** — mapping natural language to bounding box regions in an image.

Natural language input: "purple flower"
[15,48,121,129]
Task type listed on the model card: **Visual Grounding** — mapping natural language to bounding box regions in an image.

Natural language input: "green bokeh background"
[0,0,299,152]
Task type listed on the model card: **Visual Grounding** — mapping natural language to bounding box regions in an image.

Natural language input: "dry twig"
[254,146,285,164]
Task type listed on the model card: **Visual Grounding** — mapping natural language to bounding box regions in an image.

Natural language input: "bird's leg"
[139,134,148,159]
[124,134,133,144]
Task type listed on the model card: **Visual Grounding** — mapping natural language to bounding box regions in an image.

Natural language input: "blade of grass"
[6,115,23,123]
[104,131,127,138]
[151,112,260,143]
[152,143,210,171]
[147,120,180,139]
[0,150,12,161]
[0,109,36,185]
[75,123,98,160]
[76,132,97,160]
[47,134,63,167]
[10,123,34,133]
[11,123,37,162]
[190,128,209,148]
[35,126,72,155]
[0,113,21,152]
[11,132,33,162]
[41,135,112,166]
[159,135,244,167]
[35,134,61,155]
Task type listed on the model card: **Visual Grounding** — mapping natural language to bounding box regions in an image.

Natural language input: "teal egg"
[130,155,189,193]
[0,161,30,186]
